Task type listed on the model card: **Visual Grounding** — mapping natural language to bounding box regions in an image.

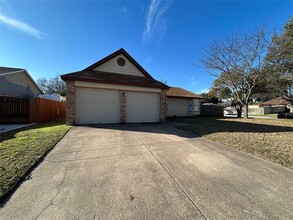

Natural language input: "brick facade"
[159,89,167,123]
[65,82,166,124]
[120,90,126,123]
[66,80,75,125]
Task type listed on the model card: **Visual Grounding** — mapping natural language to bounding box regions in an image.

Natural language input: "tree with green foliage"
[200,91,219,104]
[265,17,293,104]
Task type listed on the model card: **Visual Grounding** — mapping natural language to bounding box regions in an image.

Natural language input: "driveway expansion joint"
[132,132,208,220]
[3,125,293,219]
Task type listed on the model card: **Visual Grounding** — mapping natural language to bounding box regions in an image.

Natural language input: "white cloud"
[190,75,197,86]
[122,6,129,17]
[144,57,152,66]
[0,13,45,39]
[143,0,172,42]
[199,89,210,94]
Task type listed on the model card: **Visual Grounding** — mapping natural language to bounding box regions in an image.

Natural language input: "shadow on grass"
[0,119,66,142]
[0,119,68,205]
[170,116,293,136]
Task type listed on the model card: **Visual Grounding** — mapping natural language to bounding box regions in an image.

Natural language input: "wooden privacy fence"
[200,104,224,116]
[29,98,66,123]
[0,96,66,123]
[0,96,29,123]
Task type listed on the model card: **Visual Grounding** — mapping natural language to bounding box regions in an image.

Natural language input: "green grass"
[0,121,70,200]
[171,117,293,169]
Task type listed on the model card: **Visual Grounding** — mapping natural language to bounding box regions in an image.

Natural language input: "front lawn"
[249,114,278,119]
[0,121,70,200]
[171,117,293,169]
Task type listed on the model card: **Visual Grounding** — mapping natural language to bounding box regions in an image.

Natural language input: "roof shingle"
[61,70,169,89]
[0,66,24,75]
[259,97,292,107]
[166,87,204,99]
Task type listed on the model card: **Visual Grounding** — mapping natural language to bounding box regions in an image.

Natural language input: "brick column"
[159,89,167,123]
[120,90,126,123]
[66,80,75,125]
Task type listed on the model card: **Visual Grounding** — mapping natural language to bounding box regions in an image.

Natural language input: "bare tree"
[37,78,49,94]
[37,75,66,96]
[200,27,271,118]
[160,79,168,85]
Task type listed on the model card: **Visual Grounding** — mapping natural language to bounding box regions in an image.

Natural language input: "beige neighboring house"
[259,97,293,108]
[0,67,42,99]
[166,87,204,117]
[61,48,169,125]
[38,94,66,102]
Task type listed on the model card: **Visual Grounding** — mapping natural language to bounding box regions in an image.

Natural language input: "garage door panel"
[75,88,120,124]
[167,98,189,117]
[126,91,160,123]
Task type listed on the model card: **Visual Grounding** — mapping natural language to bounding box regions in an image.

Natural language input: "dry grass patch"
[172,117,293,169]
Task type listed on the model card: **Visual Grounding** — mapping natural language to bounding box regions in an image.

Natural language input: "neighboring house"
[38,94,66,102]
[218,98,232,107]
[166,87,204,117]
[61,48,169,125]
[259,97,292,107]
[0,67,42,99]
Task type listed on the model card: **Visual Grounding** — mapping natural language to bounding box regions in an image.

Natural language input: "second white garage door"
[126,91,160,123]
[75,87,120,124]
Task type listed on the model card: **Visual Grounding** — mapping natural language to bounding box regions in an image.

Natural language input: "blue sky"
[0,0,292,94]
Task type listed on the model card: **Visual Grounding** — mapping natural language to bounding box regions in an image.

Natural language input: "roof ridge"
[82,48,154,79]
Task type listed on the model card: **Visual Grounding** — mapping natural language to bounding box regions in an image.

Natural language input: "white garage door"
[126,91,160,123]
[167,97,189,117]
[75,87,120,124]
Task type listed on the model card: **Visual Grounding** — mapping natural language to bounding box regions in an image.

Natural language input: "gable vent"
[117,57,126,66]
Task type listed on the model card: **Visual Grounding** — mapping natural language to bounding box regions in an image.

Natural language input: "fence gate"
[0,96,29,123]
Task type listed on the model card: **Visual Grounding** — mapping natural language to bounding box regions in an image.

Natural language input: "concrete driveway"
[1,124,292,220]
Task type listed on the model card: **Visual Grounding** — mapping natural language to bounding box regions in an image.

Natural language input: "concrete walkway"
[0,124,34,133]
[0,124,292,219]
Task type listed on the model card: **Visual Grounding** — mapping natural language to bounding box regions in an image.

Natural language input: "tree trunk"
[236,105,242,118]
[243,104,249,119]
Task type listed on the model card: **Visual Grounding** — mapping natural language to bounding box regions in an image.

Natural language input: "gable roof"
[83,48,154,79]
[259,97,292,107]
[61,70,169,89]
[166,87,204,99]
[0,66,43,94]
[0,67,24,75]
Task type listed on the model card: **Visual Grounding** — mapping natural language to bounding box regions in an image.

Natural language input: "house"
[38,94,66,102]
[166,87,204,117]
[61,48,169,125]
[259,97,292,107]
[0,67,42,99]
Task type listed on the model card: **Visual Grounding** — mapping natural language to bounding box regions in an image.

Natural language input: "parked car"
[277,112,293,119]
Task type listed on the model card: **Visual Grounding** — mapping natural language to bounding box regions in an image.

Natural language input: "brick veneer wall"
[120,90,126,123]
[66,81,75,125]
[160,89,167,123]
[65,83,166,124]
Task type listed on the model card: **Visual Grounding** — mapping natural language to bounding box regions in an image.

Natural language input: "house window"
[189,99,200,112]
[194,99,200,112]
[188,100,193,112]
